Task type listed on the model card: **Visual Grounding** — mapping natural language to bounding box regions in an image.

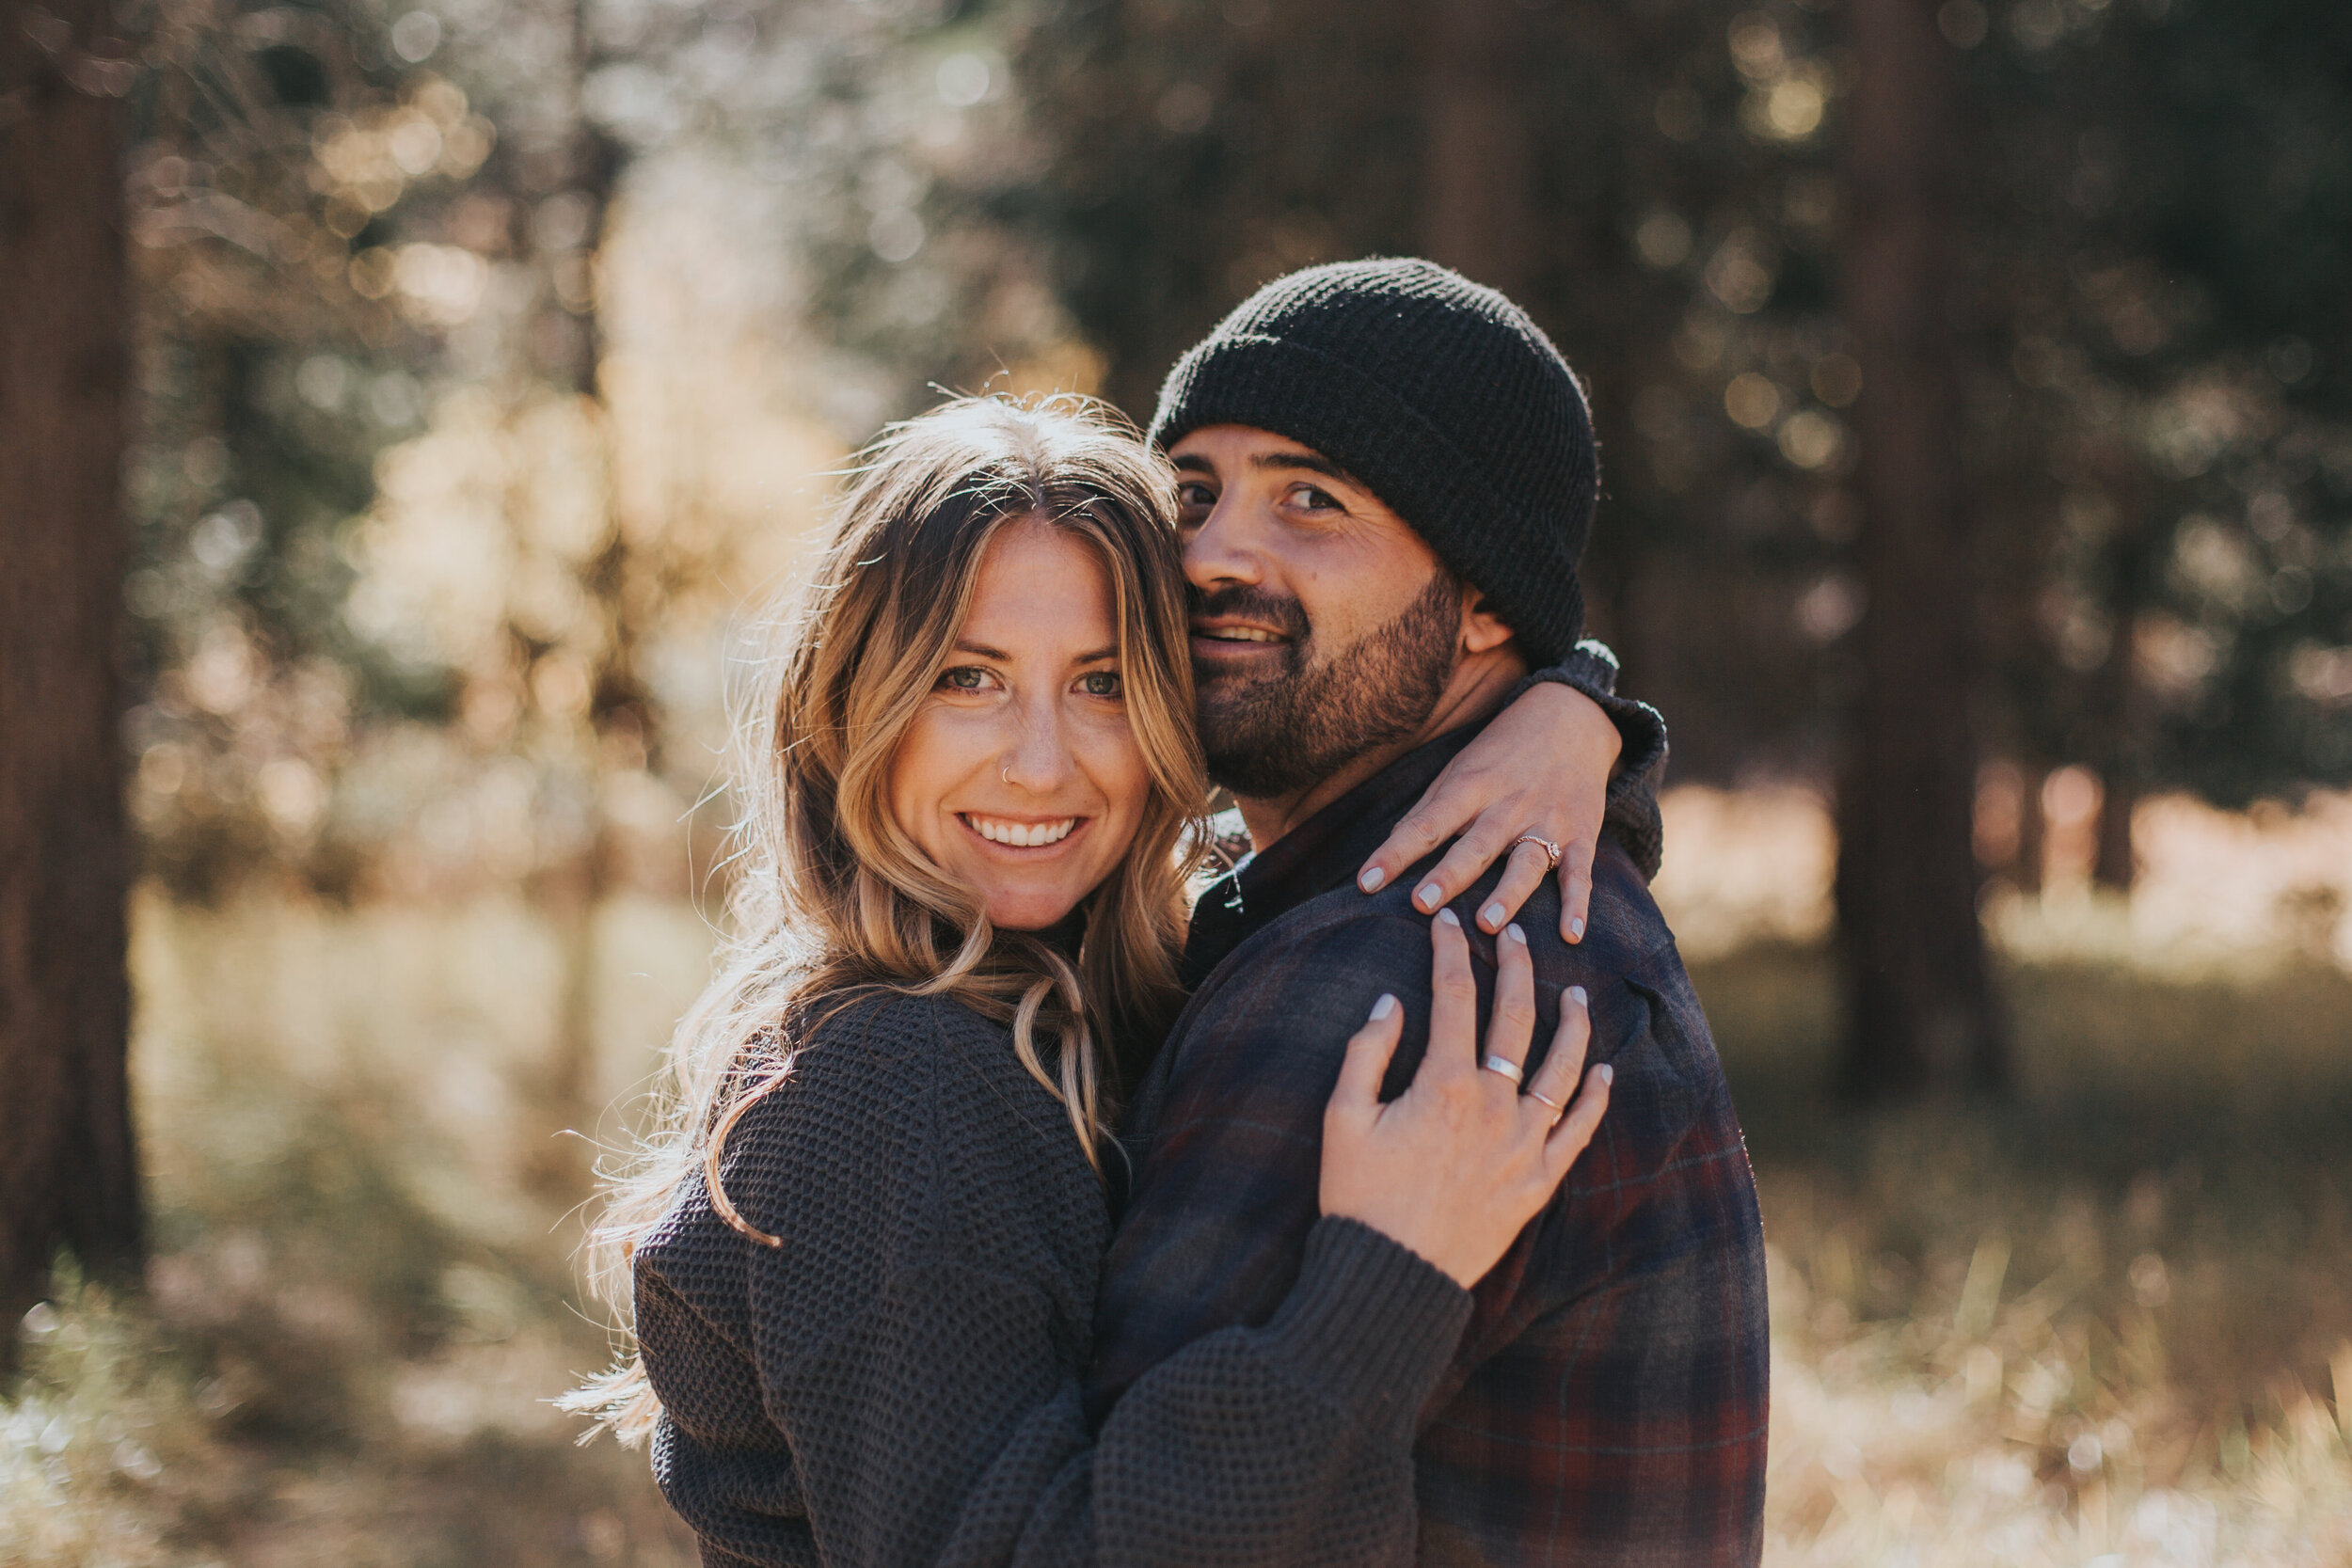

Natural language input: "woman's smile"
[960,813,1086,849]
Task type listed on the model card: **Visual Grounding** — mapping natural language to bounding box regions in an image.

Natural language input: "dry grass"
[5,873,2350,1566]
[1699,942,2352,1566]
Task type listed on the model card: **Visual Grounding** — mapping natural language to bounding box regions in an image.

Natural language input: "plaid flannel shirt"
[1089,719,1770,1568]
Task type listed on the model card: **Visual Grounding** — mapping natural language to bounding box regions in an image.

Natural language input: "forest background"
[4,0,2352,1561]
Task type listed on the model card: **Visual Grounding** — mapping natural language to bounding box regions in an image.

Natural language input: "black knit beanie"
[1149,258,1597,669]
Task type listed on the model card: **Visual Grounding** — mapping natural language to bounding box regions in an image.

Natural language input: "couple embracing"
[571,261,1771,1566]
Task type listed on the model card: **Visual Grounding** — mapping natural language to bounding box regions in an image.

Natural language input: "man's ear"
[1460,589,1516,656]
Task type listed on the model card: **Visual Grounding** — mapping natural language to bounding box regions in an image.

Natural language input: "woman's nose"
[998,702,1072,795]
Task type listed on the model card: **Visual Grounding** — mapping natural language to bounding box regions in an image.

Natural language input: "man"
[1089,260,1771,1565]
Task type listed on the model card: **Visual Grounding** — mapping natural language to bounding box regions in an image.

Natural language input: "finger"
[1425,908,1478,1079]
[1558,836,1597,944]
[1482,922,1538,1078]
[1329,993,1404,1124]
[1409,811,1522,915]
[1523,984,1591,1113]
[1477,839,1555,933]
[1355,791,1457,895]
[1543,1064,1613,1177]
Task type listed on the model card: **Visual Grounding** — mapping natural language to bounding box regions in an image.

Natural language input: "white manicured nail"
[1568,985,1588,1006]
[1504,923,1527,945]
[1483,901,1507,928]
[1359,866,1386,892]
[1597,1063,1613,1085]
[1371,993,1397,1021]
[1569,917,1585,940]
[1416,881,1443,910]
[1438,907,1460,927]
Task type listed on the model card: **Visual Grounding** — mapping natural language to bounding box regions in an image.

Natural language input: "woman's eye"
[940,665,992,692]
[1077,670,1123,698]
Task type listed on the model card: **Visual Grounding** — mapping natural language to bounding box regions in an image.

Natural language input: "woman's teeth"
[966,816,1078,847]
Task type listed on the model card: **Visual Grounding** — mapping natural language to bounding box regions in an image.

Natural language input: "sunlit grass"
[6,884,2349,1565]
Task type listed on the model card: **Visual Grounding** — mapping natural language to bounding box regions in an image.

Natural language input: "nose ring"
[1002,762,1012,784]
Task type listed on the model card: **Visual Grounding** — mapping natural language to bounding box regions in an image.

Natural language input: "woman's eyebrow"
[1072,645,1119,664]
[952,640,1010,660]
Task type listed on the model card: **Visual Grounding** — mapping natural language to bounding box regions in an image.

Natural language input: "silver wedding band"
[1481,1053,1524,1085]
[1511,834,1564,873]
[1525,1087,1564,1114]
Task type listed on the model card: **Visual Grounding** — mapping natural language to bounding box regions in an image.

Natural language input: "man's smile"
[1190,618,1296,664]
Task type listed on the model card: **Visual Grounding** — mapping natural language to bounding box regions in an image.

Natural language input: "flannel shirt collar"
[1182,719,1488,990]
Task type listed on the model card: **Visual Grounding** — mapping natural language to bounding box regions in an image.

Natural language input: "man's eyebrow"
[1250,450,1354,483]
[1170,453,1215,474]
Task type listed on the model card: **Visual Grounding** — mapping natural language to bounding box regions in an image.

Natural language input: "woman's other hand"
[1355,681,1620,944]
[1319,907,1612,1289]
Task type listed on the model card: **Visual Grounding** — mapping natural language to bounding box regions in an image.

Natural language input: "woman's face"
[887,519,1152,931]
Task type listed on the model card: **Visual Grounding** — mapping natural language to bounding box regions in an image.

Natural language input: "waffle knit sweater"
[633,990,1476,1568]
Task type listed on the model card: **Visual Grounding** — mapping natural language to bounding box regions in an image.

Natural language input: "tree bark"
[0,5,144,1331]
[1420,0,1534,295]
[1833,0,2006,1100]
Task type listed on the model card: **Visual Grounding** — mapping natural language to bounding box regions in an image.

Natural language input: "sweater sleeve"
[648,996,1471,1568]
[1513,638,1668,881]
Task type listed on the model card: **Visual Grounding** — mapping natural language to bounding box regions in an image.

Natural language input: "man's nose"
[1182,494,1263,594]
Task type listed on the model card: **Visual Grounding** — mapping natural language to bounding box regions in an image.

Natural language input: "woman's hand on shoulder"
[1355,681,1619,945]
[1317,908,1611,1289]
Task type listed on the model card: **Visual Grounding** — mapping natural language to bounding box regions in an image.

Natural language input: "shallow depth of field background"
[8,0,2352,1563]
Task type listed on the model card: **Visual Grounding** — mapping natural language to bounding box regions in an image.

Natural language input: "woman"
[570,396,1620,1566]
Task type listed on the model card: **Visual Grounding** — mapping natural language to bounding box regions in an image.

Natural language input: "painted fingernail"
[1569,917,1585,940]
[1371,993,1398,1021]
[1568,985,1588,1006]
[1416,881,1443,910]
[1505,923,1527,945]
[1438,907,1461,927]
[1359,866,1386,892]
[1483,901,1507,928]
[1597,1062,1613,1085]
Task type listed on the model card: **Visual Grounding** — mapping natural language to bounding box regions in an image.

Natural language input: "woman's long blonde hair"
[564,394,1206,1444]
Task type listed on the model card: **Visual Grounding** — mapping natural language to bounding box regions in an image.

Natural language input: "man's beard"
[1192,569,1461,800]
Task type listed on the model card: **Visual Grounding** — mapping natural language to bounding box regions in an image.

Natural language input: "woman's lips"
[960,813,1084,849]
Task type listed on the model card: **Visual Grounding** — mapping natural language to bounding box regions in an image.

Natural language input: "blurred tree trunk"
[2012,763,2046,893]
[0,6,144,1332]
[1833,0,2006,1100]
[1420,0,1534,295]
[2091,464,2150,892]
[521,0,640,1202]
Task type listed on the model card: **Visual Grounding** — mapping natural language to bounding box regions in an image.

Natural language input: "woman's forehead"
[959,521,1118,655]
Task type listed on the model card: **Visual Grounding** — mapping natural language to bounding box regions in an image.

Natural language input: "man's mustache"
[1185,585,1311,643]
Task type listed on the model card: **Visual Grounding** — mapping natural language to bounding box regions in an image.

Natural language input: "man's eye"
[1291,483,1342,512]
[940,665,991,691]
[1077,670,1122,698]
[1175,482,1216,508]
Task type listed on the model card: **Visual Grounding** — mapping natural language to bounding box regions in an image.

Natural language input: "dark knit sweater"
[633,990,1476,1568]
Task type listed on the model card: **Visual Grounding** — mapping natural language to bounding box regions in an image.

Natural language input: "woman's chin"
[984,886,1088,932]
